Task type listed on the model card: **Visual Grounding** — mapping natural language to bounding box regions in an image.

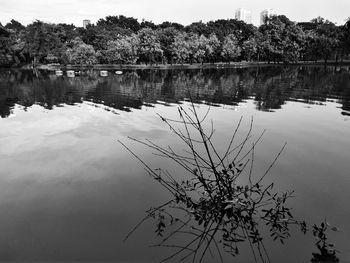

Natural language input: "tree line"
[0,14,350,67]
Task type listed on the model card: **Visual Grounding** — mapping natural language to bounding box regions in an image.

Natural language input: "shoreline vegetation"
[1,14,350,69]
[22,60,350,72]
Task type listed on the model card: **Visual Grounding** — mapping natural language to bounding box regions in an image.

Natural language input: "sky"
[0,0,349,27]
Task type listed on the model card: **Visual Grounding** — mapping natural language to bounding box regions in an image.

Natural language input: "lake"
[0,66,349,263]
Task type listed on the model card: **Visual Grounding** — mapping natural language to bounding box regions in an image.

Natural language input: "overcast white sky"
[0,0,349,27]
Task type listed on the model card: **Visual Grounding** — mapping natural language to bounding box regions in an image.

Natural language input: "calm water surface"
[0,66,349,262]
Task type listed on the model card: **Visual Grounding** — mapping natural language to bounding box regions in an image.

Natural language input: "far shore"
[34,61,268,71]
[12,60,350,71]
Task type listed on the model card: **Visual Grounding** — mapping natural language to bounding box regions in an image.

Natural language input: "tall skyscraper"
[235,8,252,24]
[260,9,276,25]
[83,19,91,29]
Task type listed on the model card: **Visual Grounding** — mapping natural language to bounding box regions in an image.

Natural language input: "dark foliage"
[311,221,340,263]
[0,14,349,67]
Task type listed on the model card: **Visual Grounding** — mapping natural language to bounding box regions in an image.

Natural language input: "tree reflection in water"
[0,66,349,117]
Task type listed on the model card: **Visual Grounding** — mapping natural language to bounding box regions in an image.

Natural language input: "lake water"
[0,66,349,262]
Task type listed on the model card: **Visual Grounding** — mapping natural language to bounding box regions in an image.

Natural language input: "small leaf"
[331,227,339,231]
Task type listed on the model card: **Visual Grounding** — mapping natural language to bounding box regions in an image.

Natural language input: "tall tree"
[341,18,350,58]
[157,27,180,64]
[308,17,340,63]
[65,37,97,65]
[206,34,220,62]
[221,34,241,63]
[0,26,13,66]
[242,37,258,61]
[170,32,191,64]
[137,28,163,64]
[105,34,139,64]
[259,15,305,63]
[24,21,66,64]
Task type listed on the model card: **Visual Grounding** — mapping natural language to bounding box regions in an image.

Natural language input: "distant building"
[83,19,91,29]
[235,8,252,24]
[260,9,276,25]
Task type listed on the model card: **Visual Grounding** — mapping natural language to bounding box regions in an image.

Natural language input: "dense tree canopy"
[105,34,139,64]
[258,15,306,63]
[0,14,349,67]
[221,34,241,62]
[5,19,25,32]
[97,15,140,32]
[342,18,350,57]
[65,37,97,65]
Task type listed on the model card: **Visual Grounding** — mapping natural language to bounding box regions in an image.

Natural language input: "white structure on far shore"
[260,9,276,25]
[235,8,252,24]
[83,19,91,29]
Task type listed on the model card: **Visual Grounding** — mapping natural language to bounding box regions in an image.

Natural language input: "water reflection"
[0,66,350,262]
[1,66,350,117]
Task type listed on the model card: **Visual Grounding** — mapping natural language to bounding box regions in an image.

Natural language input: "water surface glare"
[0,66,349,262]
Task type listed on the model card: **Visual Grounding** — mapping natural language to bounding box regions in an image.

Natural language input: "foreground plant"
[311,221,339,263]
[119,100,338,263]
